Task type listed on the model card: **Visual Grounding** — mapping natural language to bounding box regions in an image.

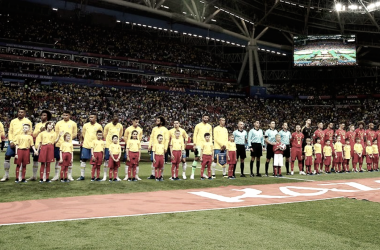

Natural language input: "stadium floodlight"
[335,2,368,13]
[367,1,380,12]
[52,8,58,11]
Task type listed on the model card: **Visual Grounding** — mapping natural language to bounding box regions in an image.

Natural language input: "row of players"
[0,109,378,182]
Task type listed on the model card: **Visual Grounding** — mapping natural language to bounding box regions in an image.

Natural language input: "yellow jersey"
[15,134,34,149]
[170,137,184,151]
[149,126,169,149]
[213,126,228,150]
[202,141,214,155]
[124,125,143,145]
[169,127,188,143]
[127,139,141,152]
[60,141,73,153]
[32,121,47,138]
[366,146,373,155]
[0,122,5,140]
[109,143,121,155]
[334,142,343,152]
[323,146,332,157]
[91,139,106,153]
[55,120,77,147]
[193,122,213,148]
[313,143,322,154]
[227,141,236,151]
[104,122,123,148]
[354,144,363,154]
[343,145,351,159]
[304,145,313,157]
[372,144,379,154]
[8,117,32,141]
[152,143,165,155]
[82,122,103,149]
[36,131,56,145]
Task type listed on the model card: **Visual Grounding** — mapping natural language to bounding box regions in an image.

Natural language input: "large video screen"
[293,34,356,67]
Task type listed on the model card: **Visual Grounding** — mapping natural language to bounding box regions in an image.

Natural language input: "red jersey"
[313,129,325,146]
[346,131,356,147]
[366,129,376,145]
[324,128,334,143]
[273,142,283,155]
[335,129,346,141]
[291,132,304,148]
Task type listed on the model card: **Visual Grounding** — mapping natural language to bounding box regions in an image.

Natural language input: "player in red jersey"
[313,123,325,149]
[335,123,346,141]
[355,121,366,158]
[366,123,376,146]
[346,125,356,157]
[290,125,304,175]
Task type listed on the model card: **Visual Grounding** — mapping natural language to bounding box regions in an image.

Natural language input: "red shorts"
[90,152,103,165]
[305,156,313,166]
[38,144,54,163]
[366,155,373,164]
[128,152,139,166]
[353,154,363,164]
[334,152,343,163]
[324,156,331,166]
[61,152,72,167]
[16,149,30,166]
[171,150,182,164]
[314,153,322,164]
[154,155,164,169]
[228,151,237,165]
[291,147,302,161]
[109,154,121,169]
[373,154,379,164]
[201,155,212,168]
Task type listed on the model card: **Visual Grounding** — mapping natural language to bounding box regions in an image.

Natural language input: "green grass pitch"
[1,150,380,249]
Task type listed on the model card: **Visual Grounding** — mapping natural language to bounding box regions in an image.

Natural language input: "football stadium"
[1,0,380,249]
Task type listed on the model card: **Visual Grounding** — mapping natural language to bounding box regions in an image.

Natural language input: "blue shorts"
[81,148,92,160]
[105,148,110,160]
[54,146,61,160]
[5,141,15,157]
[124,151,128,161]
[182,150,187,159]
[150,151,154,162]
[214,149,221,160]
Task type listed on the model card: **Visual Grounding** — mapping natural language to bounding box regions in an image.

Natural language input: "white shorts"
[274,154,284,167]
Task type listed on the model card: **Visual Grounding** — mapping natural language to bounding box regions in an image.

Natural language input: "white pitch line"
[0,197,343,227]
[270,176,315,182]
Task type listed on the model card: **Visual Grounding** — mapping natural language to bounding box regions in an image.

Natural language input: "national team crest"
[217,152,227,167]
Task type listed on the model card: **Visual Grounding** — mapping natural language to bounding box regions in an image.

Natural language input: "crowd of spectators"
[0,61,238,92]
[0,13,229,70]
[267,81,380,96]
[1,81,380,141]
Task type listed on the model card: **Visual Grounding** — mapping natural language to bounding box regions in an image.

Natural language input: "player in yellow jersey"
[191,114,212,179]
[123,117,143,181]
[333,136,343,173]
[343,139,351,173]
[28,110,52,181]
[103,114,123,181]
[213,117,228,178]
[14,124,38,183]
[313,137,322,174]
[1,108,32,182]
[148,117,169,180]
[77,113,103,181]
[52,111,78,181]
[170,130,185,180]
[304,138,313,175]
[169,121,189,179]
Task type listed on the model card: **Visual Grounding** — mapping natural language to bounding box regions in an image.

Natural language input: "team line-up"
[1,109,378,183]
